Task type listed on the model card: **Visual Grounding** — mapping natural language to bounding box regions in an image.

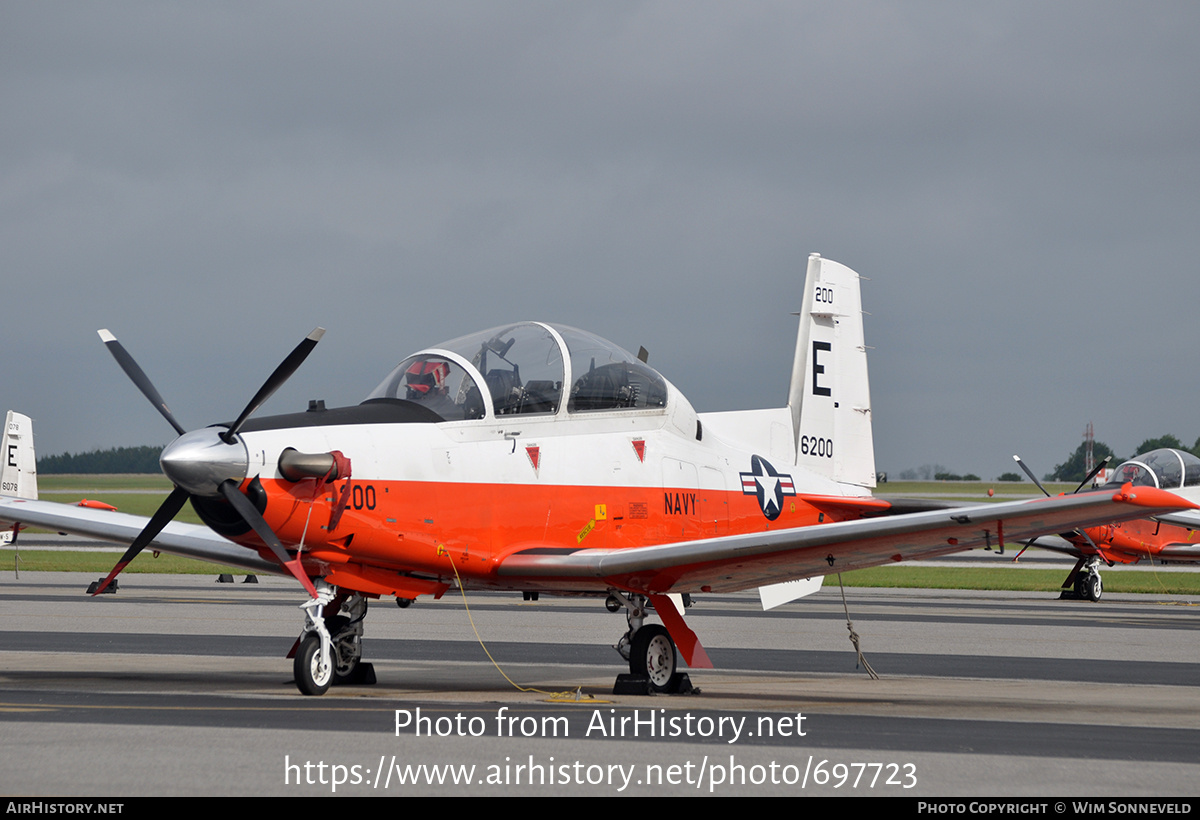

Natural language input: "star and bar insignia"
[739,455,796,520]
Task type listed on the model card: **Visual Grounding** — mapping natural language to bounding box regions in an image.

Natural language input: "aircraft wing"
[1152,509,1200,530]
[497,486,1194,593]
[0,497,281,575]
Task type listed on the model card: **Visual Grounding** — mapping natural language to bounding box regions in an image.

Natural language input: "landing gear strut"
[293,579,375,695]
[610,591,691,694]
[1061,557,1104,602]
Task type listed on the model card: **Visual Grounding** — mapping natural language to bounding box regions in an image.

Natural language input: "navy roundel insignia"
[739,455,796,520]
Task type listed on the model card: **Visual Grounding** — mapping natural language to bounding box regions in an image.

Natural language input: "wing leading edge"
[496,485,1195,593]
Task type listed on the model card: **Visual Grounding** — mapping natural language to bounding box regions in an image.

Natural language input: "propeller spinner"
[92,328,326,596]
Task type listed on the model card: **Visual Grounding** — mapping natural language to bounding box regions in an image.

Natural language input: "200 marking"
[351,484,376,510]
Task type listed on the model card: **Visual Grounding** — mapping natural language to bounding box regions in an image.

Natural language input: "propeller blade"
[219,480,319,598]
[97,330,187,436]
[223,328,325,442]
[92,486,190,596]
[1072,455,1113,494]
[1012,455,1051,498]
[1012,537,1035,561]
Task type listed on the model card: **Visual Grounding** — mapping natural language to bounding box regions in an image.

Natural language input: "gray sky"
[4,2,1199,479]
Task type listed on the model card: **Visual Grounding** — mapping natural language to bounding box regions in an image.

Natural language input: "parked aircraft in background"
[1,255,1192,694]
[1017,448,1200,600]
[0,411,36,545]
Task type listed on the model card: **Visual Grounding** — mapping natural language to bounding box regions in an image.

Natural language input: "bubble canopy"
[1101,448,1200,490]
[365,322,668,421]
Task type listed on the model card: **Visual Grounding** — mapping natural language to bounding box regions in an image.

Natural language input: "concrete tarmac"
[1,571,1197,796]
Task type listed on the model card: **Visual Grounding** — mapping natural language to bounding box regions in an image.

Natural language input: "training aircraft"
[1014,448,1200,601]
[1,255,1193,695]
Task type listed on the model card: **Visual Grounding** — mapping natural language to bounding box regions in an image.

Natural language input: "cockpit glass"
[1104,461,1158,488]
[365,355,486,421]
[429,323,564,417]
[368,322,670,420]
[555,326,668,413]
[1151,450,1184,489]
[1185,455,1200,487]
[1101,448,1200,491]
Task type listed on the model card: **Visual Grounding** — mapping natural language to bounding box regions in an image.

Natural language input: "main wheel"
[1085,572,1103,602]
[629,624,677,692]
[294,632,332,696]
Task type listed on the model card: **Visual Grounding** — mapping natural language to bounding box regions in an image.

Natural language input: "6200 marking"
[800,435,833,458]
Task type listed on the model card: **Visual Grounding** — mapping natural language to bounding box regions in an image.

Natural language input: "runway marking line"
[0,701,384,713]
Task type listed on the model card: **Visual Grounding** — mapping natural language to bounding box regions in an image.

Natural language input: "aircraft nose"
[159,427,249,497]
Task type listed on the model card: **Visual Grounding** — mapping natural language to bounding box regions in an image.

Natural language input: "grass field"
[877,480,1074,500]
[34,474,203,524]
[7,550,248,576]
[38,474,174,491]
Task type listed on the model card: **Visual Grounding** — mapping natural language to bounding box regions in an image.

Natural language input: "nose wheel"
[293,583,374,695]
[295,632,333,695]
[1062,558,1104,602]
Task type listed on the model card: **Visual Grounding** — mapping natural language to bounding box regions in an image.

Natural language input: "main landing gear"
[609,592,694,695]
[293,579,376,695]
[1060,557,1103,602]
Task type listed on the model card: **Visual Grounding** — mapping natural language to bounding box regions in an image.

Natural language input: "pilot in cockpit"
[403,359,458,418]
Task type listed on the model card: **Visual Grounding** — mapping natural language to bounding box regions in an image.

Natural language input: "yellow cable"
[439,546,597,702]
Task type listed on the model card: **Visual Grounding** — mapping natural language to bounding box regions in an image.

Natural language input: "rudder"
[786,254,875,488]
[1,411,39,500]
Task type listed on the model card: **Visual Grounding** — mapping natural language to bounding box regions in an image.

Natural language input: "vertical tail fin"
[1,411,39,500]
[787,254,875,488]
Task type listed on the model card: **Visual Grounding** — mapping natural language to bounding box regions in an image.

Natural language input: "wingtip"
[1112,483,1200,510]
[97,329,116,343]
[308,327,326,342]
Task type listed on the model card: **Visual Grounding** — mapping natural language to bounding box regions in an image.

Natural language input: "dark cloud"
[3,2,1199,476]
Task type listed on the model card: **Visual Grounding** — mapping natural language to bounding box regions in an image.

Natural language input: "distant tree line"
[897,434,1200,484]
[895,464,982,481]
[38,446,163,474]
[1047,434,1200,483]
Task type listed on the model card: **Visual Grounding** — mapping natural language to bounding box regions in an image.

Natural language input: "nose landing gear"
[1061,557,1104,602]
[293,580,375,695]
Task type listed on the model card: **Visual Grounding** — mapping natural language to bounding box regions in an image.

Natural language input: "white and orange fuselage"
[226,374,883,600]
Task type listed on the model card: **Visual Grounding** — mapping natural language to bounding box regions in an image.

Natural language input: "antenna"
[1084,421,1095,475]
